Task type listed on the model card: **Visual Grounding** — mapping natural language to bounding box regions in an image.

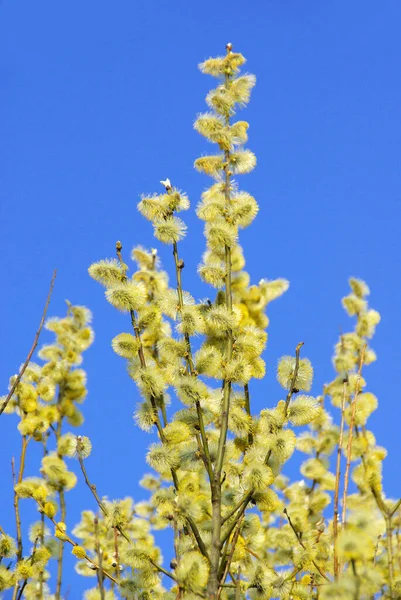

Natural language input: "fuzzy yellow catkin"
[72,545,87,559]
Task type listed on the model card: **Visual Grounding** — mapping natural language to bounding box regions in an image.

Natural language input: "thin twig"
[113,526,120,582]
[1,270,56,416]
[35,502,119,585]
[13,435,30,563]
[116,242,208,561]
[208,68,235,597]
[55,489,66,600]
[283,508,329,581]
[284,341,305,412]
[16,538,38,600]
[77,453,178,581]
[265,342,304,466]
[94,516,106,600]
[390,498,401,519]
[341,346,366,525]
[217,514,244,598]
[172,239,212,480]
[244,384,253,446]
[333,380,348,578]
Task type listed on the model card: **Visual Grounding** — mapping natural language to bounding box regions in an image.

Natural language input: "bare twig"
[1,270,56,416]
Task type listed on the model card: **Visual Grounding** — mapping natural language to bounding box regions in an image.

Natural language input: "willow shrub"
[2,44,400,600]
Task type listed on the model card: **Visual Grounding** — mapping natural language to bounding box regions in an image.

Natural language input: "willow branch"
[284,341,305,412]
[172,240,212,480]
[244,384,253,445]
[116,242,208,560]
[1,270,56,416]
[333,380,348,579]
[264,342,304,467]
[35,501,119,584]
[94,516,106,600]
[283,508,329,581]
[13,435,30,562]
[55,489,66,600]
[217,514,244,599]
[222,491,253,526]
[78,454,178,579]
[390,498,401,519]
[16,537,38,600]
[342,346,366,525]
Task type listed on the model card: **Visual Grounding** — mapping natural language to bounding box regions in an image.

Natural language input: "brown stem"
[36,502,119,585]
[244,384,253,446]
[94,516,106,600]
[13,435,30,564]
[78,453,178,580]
[116,242,208,562]
[217,514,244,599]
[284,342,305,413]
[113,526,120,581]
[333,380,348,578]
[172,240,212,480]
[385,516,395,599]
[265,342,304,467]
[342,346,366,525]
[1,270,56,416]
[283,508,329,581]
[55,489,66,600]
[16,537,39,600]
[208,48,236,599]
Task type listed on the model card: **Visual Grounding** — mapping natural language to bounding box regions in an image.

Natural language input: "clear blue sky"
[1,1,401,597]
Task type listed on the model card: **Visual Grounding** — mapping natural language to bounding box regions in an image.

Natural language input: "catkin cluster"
[1,45,399,600]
